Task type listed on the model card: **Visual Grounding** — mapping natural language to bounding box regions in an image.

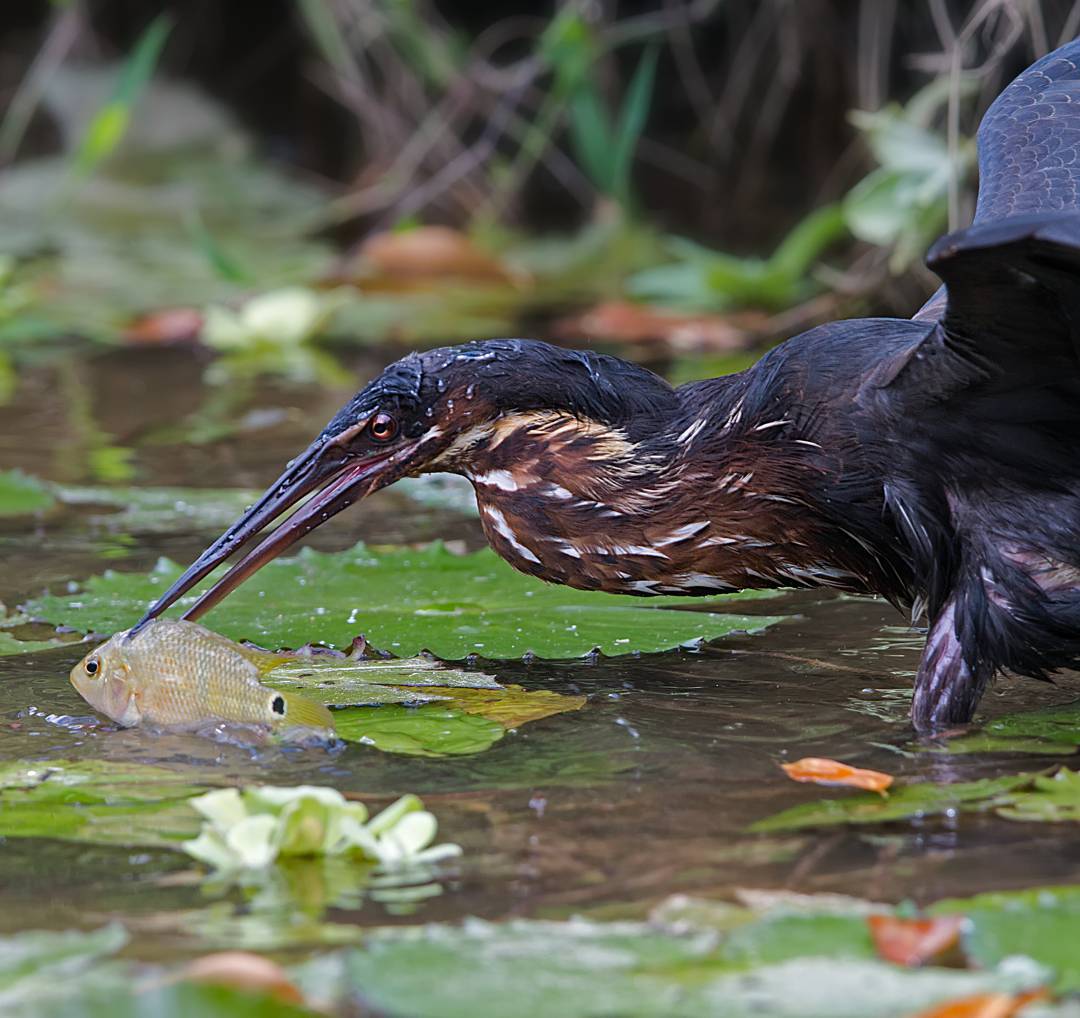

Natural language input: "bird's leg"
[911,597,990,731]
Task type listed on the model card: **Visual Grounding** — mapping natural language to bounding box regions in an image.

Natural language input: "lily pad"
[0,470,55,517]
[333,705,506,756]
[748,773,1033,833]
[54,485,259,535]
[995,768,1080,822]
[0,760,206,847]
[19,542,786,659]
[0,631,73,656]
[301,913,1046,1018]
[942,701,1080,756]
[929,885,1080,994]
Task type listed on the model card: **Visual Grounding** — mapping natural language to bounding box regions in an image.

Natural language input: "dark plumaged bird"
[137,39,1080,731]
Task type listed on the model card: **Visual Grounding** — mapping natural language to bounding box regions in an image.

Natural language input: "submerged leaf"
[20,541,786,659]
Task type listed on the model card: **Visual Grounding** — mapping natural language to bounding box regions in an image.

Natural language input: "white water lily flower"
[190,787,247,830]
[202,287,337,351]
[223,814,278,869]
[181,827,238,871]
[245,784,350,813]
[180,785,459,873]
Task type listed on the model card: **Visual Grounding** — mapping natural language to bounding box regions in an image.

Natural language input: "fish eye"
[369,412,398,443]
[84,657,100,676]
[271,695,286,716]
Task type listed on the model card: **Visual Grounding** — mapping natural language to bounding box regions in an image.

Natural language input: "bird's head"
[133,339,680,628]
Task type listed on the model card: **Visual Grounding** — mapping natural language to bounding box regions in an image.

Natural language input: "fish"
[70,619,335,737]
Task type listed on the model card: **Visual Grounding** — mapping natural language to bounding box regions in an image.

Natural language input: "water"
[1,343,1079,954]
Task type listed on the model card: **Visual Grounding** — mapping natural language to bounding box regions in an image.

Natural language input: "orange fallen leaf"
[868,914,965,966]
[123,307,204,345]
[360,226,518,283]
[182,951,304,1005]
[555,299,755,351]
[909,988,1049,1018]
[780,757,894,793]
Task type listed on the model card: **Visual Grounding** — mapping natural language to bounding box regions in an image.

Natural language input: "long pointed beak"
[129,429,420,635]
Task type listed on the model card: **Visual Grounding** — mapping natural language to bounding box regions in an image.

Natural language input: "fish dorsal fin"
[230,641,293,676]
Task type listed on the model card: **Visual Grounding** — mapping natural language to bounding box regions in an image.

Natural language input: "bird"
[136,38,1080,732]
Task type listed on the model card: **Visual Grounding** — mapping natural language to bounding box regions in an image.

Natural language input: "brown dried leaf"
[867,914,965,966]
[780,757,894,794]
[360,226,517,283]
[555,299,755,351]
[182,951,305,1005]
[908,988,1049,1018]
[123,308,203,345]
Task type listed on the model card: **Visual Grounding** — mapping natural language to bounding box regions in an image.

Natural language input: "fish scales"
[70,619,334,736]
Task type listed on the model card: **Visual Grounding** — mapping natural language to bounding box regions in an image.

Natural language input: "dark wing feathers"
[974,39,1080,223]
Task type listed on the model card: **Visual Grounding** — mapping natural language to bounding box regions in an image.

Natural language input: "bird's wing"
[973,38,1080,224]
[914,37,1080,322]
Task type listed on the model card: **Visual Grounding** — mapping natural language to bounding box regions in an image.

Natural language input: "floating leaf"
[0,631,73,656]
[20,542,786,659]
[0,469,55,516]
[749,773,1033,833]
[333,704,506,757]
[929,885,1080,994]
[995,769,1080,823]
[182,952,304,1006]
[781,757,894,794]
[0,759,206,847]
[867,915,965,967]
[908,988,1049,1018]
[306,913,1044,1018]
[942,701,1080,756]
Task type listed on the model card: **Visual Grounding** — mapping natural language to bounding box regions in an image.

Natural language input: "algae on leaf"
[21,541,786,659]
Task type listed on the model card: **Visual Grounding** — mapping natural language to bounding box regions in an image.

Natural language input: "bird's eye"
[85,657,100,676]
[369,412,398,443]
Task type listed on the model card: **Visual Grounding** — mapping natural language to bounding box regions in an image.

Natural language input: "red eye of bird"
[369,412,398,443]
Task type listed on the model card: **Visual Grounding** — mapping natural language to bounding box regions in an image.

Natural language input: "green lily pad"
[268,656,503,707]
[0,760,206,847]
[929,885,1080,994]
[300,912,1044,1018]
[748,773,1033,833]
[0,470,55,517]
[333,705,506,756]
[0,631,73,656]
[268,655,585,754]
[995,768,1080,822]
[19,542,786,659]
[942,700,1080,756]
[54,485,260,535]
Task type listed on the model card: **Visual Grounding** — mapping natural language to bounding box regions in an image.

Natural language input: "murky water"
[2,344,1079,955]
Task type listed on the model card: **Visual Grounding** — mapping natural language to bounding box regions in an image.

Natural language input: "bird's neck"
[440,409,867,596]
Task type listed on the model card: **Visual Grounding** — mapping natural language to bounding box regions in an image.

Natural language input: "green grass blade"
[71,13,173,176]
[767,203,847,280]
[610,45,658,206]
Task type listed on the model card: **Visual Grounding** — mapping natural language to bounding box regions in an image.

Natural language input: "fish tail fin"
[277,690,335,732]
